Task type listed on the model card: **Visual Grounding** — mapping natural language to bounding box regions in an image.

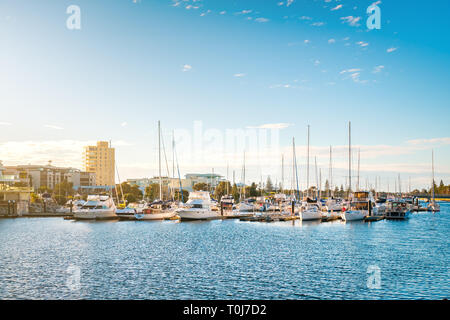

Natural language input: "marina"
[0,202,448,300]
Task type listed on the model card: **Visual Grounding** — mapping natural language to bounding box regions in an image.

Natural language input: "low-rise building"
[3,163,96,190]
[127,173,226,192]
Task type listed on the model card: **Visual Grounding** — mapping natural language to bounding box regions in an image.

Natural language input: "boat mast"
[293,137,300,200]
[243,151,246,199]
[319,168,322,200]
[357,148,360,191]
[158,120,162,201]
[307,125,310,198]
[281,154,284,193]
[348,121,352,198]
[329,146,332,198]
[314,156,318,200]
[226,163,229,195]
[432,149,435,204]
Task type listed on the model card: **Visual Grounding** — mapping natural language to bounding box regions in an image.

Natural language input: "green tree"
[53,181,75,205]
[174,189,189,202]
[117,182,143,203]
[231,183,240,203]
[324,179,330,196]
[145,183,162,202]
[193,182,209,191]
[266,176,273,193]
[248,182,258,197]
[214,181,231,201]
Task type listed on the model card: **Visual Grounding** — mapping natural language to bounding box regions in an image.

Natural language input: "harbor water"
[0,204,449,299]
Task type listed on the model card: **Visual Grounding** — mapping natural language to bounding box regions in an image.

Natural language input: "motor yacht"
[73,195,117,220]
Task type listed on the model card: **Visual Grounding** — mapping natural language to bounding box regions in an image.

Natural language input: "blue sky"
[1,0,449,190]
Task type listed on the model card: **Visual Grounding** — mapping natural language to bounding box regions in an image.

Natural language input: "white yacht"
[238,199,256,212]
[135,200,176,220]
[300,199,322,221]
[341,192,373,221]
[73,195,117,220]
[176,191,221,220]
[322,198,343,220]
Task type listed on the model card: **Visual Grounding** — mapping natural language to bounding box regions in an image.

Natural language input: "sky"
[0,0,449,191]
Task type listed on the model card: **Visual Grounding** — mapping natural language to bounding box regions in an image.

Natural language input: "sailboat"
[427,150,440,212]
[300,127,322,221]
[237,151,256,212]
[324,146,342,219]
[341,121,366,221]
[135,121,176,220]
[116,165,139,220]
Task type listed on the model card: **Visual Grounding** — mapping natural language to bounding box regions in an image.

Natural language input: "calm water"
[0,203,449,300]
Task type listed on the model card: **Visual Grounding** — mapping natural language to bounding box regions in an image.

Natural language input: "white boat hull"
[301,210,322,221]
[177,209,221,220]
[135,211,176,220]
[74,209,117,220]
[341,210,366,221]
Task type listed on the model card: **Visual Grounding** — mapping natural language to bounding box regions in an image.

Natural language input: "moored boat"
[176,191,221,220]
[73,195,117,220]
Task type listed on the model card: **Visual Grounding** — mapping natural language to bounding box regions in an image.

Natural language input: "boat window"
[192,204,203,208]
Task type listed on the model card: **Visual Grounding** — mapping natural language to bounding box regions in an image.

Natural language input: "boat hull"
[341,210,366,221]
[385,211,411,220]
[301,210,322,221]
[73,209,118,220]
[177,209,221,220]
[135,211,176,220]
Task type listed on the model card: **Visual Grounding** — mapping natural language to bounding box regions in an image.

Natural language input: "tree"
[193,182,209,191]
[231,183,240,203]
[53,181,75,205]
[145,183,162,202]
[265,176,273,193]
[174,189,189,202]
[214,181,231,201]
[324,179,330,195]
[117,182,143,203]
[334,186,339,197]
[248,182,258,197]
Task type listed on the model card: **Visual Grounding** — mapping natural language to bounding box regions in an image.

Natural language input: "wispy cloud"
[331,4,343,11]
[44,125,64,130]
[372,65,384,73]
[255,17,269,23]
[236,10,252,15]
[340,16,361,27]
[0,122,12,126]
[407,137,450,146]
[340,68,361,74]
[357,41,369,47]
[328,39,336,44]
[311,22,325,27]
[387,47,398,53]
[182,64,192,72]
[121,122,128,127]
[234,73,246,77]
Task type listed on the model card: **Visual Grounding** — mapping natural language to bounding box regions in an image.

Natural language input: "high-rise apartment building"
[83,141,115,187]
